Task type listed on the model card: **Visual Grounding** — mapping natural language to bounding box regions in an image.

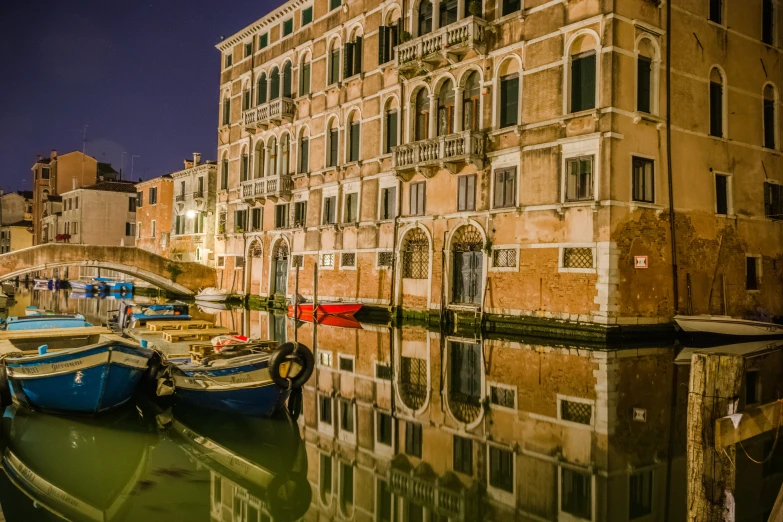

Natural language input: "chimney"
[50,149,57,160]
[193,152,201,166]
[36,154,42,162]
[183,159,194,169]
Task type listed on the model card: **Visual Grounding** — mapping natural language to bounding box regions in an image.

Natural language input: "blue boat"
[117,301,190,329]
[94,277,133,293]
[4,338,153,415]
[68,279,95,292]
[156,342,314,417]
[3,313,91,330]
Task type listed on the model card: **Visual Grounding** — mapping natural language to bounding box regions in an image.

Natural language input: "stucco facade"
[0,221,33,254]
[214,0,783,328]
[60,181,138,247]
[168,154,218,266]
[135,175,174,257]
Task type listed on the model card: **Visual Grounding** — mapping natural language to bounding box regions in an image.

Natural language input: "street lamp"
[186,210,196,219]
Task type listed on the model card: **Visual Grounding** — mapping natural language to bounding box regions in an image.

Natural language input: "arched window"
[402,228,429,279]
[439,0,458,28]
[254,140,265,179]
[568,34,598,113]
[344,29,363,78]
[437,80,456,136]
[222,92,231,126]
[328,40,341,86]
[270,66,280,100]
[220,152,229,190]
[463,71,481,131]
[415,88,430,141]
[257,72,267,105]
[762,0,775,45]
[709,67,726,138]
[418,0,433,37]
[347,111,361,163]
[280,133,291,176]
[299,54,311,96]
[327,118,339,167]
[636,37,658,115]
[298,127,310,174]
[764,84,778,149]
[240,149,249,182]
[242,81,251,110]
[283,61,293,98]
[268,137,277,177]
[384,97,400,154]
[498,59,520,128]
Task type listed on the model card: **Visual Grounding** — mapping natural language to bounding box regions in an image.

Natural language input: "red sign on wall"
[634,256,648,269]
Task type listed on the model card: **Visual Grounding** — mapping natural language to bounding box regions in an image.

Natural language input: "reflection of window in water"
[489,446,513,493]
[453,435,473,475]
[561,468,591,519]
[406,500,424,522]
[377,479,393,522]
[271,313,287,343]
[449,342,482,423]
[340,463,354,515]
[377,412,393,445]
[629,470,653,519]
[320,454,332,502]
[399,357,427,410]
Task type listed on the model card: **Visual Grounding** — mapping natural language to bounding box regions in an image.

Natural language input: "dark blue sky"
[0,0,279,191]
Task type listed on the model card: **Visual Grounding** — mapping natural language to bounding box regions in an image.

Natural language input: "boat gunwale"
[5,340,148,365]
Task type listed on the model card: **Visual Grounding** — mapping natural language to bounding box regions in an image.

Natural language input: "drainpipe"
[666,0,679,314]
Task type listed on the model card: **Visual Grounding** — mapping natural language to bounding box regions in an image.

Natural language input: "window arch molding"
[763,82,779,150]
[634,33,661,116]
[708,64,728,138]
[563,29,601,115]
[459,66,484,132]
[494,54,522,129]
[383,5,402,25]
[406,82,431,142]
[345,107,362,163]
[298,49,312,97]
[252,137,266,180]
[381,94,401,155]
[325,113,341,168]
[412,0,434,38]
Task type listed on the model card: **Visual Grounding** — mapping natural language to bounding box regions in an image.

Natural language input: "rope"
[737,398,783,465]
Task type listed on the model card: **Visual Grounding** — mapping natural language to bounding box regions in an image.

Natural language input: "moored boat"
[1,282,15,296]
[674,314,783,337]
[93,277,133,293]
[117,301,191,329]
[294,312,363,329]
[675,339,783,365]
[287,301,363,317]
[3,313,90,330]
[195,287,230,302]
[33,278,49,289]
[156,341,314,417]
[68,279,95,292]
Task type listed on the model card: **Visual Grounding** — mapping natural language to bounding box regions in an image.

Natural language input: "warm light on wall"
[186,210,196,218]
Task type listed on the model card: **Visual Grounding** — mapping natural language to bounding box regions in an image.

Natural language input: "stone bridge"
[0,244,216,295]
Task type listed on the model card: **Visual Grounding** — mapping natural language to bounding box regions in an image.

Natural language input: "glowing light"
[186,210,196,219]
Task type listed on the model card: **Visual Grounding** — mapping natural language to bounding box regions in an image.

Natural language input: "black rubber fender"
[287,387,303,421]
[266,471,312,522]
[268,342,314,389]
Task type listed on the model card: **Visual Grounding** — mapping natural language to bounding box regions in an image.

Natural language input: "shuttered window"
[410,182,426,216]
[329,129,339,167]
[222,99,230,126]
[385,111,398,153]
[378,22,400,65]
[380,187,396,220]
[499,74,519,128]
[275,204,289,229]
[571,51,596,113]
[251,208,262,231]
[565,156,594,201]
[294,201,308,227]
[457,174,476,211]
[136,191,143,208]
[329,49,340,85]
[405,422,423,458]
[493,168,516,208]
[241,154,249,182]
[221,159,228,190]
[345,193,358,222]
[302,6,313,25]
[299,138,309,174]
[323,196,336,224]
[149,187,157,205]
[632,157,654,203]
[349,122,360,162]
[637,56,652,114]
[710,81,723,137]
[234,210,247,233]
[299,63,310,95]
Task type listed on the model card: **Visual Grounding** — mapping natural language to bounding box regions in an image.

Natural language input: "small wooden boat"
[93,277,133,293]
[195,287,230,302]
[156,342,314,417]
[117,301,191,329]
[287,302,363,317]
[3,313,90,330]
[675,339,783,365]
[1,333,152,415]
[2,282,15,296]
[68,279,95,292]
[674,315,783,337]
[294,313,363,329]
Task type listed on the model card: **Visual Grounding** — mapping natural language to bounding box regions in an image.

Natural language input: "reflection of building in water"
[210,472,268,522]
[296,323,682,521]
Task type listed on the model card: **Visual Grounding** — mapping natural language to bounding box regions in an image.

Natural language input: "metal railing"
[395,17,487,68]
[175,194,185,202]
[393,131,484,170]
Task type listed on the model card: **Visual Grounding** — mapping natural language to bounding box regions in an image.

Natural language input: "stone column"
[432,0,441,31]
[428,93,438,139]
[276,142,283,177]
[454,87,464,133]
[457,0,465,20]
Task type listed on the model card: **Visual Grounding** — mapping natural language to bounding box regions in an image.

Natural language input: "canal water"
[0,285,780,521]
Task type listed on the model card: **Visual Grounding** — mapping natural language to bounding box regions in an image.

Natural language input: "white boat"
[675,339,783,365]
[195,287,230,303]
[674,315,783,337]
[0,292,7,309]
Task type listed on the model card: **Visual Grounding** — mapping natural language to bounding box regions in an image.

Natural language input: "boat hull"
[287,302,362,317]
[674,315,783,337]
[195,293,230,302]
[5,342,152,415]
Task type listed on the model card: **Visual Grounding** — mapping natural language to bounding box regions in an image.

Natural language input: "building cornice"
[135,176,174,188]
[170,164,217,179]
[215,0,311,52]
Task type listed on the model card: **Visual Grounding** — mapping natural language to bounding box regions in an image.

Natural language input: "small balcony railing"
[240,175,293,201]
[389,466,477,521]
[395,17,488,77]
[193,190,205,199]
[175,194,185,202]
[242,98,296,130]
[393,131,484,175]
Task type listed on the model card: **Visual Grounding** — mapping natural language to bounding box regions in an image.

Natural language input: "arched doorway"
[248,240,263,295]
[448,340,483,425]
[271,239,289,295]
[451,225,483,305]
[400,227,430,308]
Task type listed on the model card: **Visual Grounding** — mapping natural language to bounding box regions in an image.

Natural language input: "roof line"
[215,0,311,51]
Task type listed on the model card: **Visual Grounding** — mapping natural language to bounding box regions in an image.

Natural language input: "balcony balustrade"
[393,130,484,177]
[240,175,293,202]
[242,97,296,131]
[389,465,477,521]
[193,190,205,199]
[175,194,185,202]
[395,17,488,78]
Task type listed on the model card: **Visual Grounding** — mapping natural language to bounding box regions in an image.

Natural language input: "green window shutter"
[354,37,362,74]
[343,43,354,79]
[500,76,519,128]
[330,50,340,84]
[350,122,360,162]
[302,7,313,25]
[300,139,309,173]
[270,70,280,99]
[386,111,398,152]
[378,26,387,65]
[637,56,651,114]
[330,129,339,166]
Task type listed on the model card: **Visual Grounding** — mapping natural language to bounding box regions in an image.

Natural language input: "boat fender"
[266,472,312,521]
[268,343,314,390]
[38,345,48,355]
[156,377,175,397]
[287,387,303,421]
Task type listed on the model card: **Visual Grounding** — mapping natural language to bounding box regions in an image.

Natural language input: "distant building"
[135,174,174,257]
[31,150,118,245]
[0,220,33,254]
[60,181,138,246]
[169,153,217,265]
[40,196,63,244]
[0,191,33,226]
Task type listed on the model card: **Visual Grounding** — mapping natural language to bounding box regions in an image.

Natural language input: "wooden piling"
[687,352,744,522]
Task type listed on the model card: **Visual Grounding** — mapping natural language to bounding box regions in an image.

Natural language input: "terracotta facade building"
[214,0,783,330]
[168,154,218,266]
[135,175,174,257]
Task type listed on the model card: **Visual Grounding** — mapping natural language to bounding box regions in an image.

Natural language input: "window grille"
[339,356,354,372]
[377,251,393,267]
[402,228,428,279]
[493,249,517,268]
[452,226,483,252]
[563,248,593,269]
[319,352,333,367]
[250,245,263,258]
[561,400,592,425]
[292,255,304,268]
[376,364,392,380]
[235,256,245,269]
[321,253,334,267]
[399,357,427,410]
[341,252,356,268]
[490,386,515,408]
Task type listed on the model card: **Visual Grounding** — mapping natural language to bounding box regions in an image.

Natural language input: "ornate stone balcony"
[389,459,478,521]
[395,17,488,78]
[240,175,293,202]
[242,98,296,131]
[393,131,484,177]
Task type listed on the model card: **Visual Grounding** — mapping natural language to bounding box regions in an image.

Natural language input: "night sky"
[0,0,280,192]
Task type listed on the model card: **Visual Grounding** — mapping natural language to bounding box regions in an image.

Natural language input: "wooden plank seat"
[161,328,235,343]
[147,320,213,332]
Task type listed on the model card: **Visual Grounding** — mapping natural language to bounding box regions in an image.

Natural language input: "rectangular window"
[562,469,592,519]
[341,252,356,267]
[637,56,652,114]
[457,174,476,211]
[490,385,516,408]
[409,182,426,216]
[330,0,341,10]
[323,196,336,224]
[746,371,759,404]
[405,422,422,458]
[149,187,157,205]
[349,122,360,162]
[378,480,392,522]
[380,187,396,220]
[385,110,398,153]
[329,50,340,85]
[328,129,339,167]
[302,6,313,25]
[377,413,393,445]
[710,81,723,137]
[293,201,308,227]
[282,18,293,36]
[764,182,783,220]
[234,210,247,233]
[221,159,229,190]
[746,256,759,290]
[275,204,289,229]
[339,356,354,372]
[502,0,520,15]
[629,470,653,519]
[489,446,514,493]
[345,193,358,223]
[565,156,594,202]
[378,24,400,65]
[632,157,655,203]
[321,253,335,267]
[75,196,79,209]
[763,0,774,45]
[224,54,232,68]
[561,399,593,424]
[339,399,354,433]
[151,220,156,238]
[197,177,204,195]
[453,436,473,475]
[300,64,310,96]
[709,0,722,24]
[251,208,262,231]
[217,256,225,267]
[715,174,729,215]
[571,51,597,113]
[299,138,309,173]
[259,33,268,49]
[319,395,332,424]
[41,167,50,179]
[378,251,394,267]
[499,74,519,128]
[245,42,253,57]
[222,99,231,126]
[376,364,392,380]
[764,98,775,149]
[125,222,135,237]
[128,197,136,212]
[493,167,516,208]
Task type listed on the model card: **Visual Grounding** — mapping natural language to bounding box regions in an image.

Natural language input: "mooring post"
[687,352,744,522]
